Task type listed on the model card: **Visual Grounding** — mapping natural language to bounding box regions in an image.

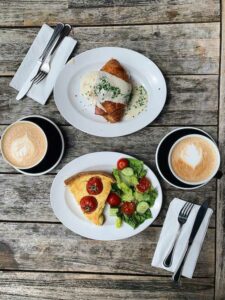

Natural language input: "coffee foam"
[10,134,35,162]
[170,135,218,183]
[1,121,47,169]
[180,143,202,169]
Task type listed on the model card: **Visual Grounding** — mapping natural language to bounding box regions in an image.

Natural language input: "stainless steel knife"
[16,23,64,101]
[172,200,209,282]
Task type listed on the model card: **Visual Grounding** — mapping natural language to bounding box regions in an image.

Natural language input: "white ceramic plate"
[50,152,162,240]
[54,47,167,137]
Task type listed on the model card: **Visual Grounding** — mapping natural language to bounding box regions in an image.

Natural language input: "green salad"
[106,158,158,229]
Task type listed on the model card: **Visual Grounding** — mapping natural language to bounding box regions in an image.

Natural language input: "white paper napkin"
[151,198,213,278]
[10,24,77,105]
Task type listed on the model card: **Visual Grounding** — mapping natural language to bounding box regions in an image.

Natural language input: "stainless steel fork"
[163,202,194,268]
[32,24,72,84]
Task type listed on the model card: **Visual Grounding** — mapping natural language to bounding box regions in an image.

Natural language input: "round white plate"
[50,152,162,240]
[54,47,167,137]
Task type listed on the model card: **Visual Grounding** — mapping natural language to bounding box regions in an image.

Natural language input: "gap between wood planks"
[0,20,221,29]
[0,269,214,278]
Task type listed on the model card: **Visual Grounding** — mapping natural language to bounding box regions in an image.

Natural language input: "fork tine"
[185,203,194,217]
[31,71,42,83]
[32,72,43,84]
[183,202,192,216]
[183,202,193,217]
[179,202,189,216]
[34,72,46,84]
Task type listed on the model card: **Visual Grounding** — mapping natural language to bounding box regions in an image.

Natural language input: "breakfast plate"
[54,47,167,137]
[50,152,162,240]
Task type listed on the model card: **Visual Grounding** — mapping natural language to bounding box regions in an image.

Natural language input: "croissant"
[95,59,131,123]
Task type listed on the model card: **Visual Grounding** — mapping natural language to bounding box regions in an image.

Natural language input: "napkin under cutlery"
[10,24,77,105]
[152,198,213,278]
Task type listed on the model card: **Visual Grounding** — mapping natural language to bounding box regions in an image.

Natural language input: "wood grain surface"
[0,0,220,27]
[0,0,224,299]
[0,23,220,76]
[0,272,215,300]
[215,1,225,299]
[0,222,215,276]
[0,75,219,126]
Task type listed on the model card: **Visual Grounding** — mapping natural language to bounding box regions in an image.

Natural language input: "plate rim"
[50,151,163,240]
[54,46,167,137]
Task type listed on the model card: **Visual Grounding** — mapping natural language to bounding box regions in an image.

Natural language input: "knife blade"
[16,23,64,101]
[16,61,42,100]
[172,200,209,282]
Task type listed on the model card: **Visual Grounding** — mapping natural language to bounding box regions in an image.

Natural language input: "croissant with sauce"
[95,59,131,123]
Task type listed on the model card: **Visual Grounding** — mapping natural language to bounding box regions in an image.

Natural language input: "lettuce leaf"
[113,169,133,199]
[127,158,147,178]
[123,210,152,229]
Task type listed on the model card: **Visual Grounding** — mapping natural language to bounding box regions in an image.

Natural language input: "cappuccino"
[1,121,47,169]
[169,135,219,184]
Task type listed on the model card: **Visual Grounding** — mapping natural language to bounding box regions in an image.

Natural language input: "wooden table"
[0,1,224,299]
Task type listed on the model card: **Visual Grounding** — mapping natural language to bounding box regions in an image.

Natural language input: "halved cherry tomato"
[107,192,121,207]
[86,177,103,195]
[136,177,151,193]
[80,196,98,213]
[117,158,129,170]
[121,201,136,216]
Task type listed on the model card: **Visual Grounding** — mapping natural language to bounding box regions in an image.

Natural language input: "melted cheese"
[80,71,132,105]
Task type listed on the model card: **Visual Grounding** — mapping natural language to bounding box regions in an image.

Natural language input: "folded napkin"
[10,24,77,105]
[152,198,213,278]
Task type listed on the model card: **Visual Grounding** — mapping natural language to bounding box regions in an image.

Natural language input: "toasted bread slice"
[65,171,114,225]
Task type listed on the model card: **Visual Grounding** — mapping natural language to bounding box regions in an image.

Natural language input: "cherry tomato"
[136,177,151,193]
[121,201,136,216]
[117,158,129,170]
[80,196,98,213]
[107,192,121,207]
[86,177,103,195]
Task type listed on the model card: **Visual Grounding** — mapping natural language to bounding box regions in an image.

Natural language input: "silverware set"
[16,23,72,100]
[163,202,194,268]
[162,200,208,283]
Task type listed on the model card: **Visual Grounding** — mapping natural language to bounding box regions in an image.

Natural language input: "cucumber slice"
[109,207,119,216]
[115,216,122,228]
[121,167,134,176]
[136,201,149,214]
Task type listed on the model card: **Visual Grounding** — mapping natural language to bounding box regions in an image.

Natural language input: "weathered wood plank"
[0,222,215,276]
[0,174,216,227]
[1,75,219,126]
[215,1,225,299]
[0,125,217,174]
[0,272,214,300]
[0,23,220,76]
[0,0,220,27]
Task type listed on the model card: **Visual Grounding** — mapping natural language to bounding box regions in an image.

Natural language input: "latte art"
[1,121,47,169]
[180,143,202,169]
[10,134,35,162]
[170,135,219,184]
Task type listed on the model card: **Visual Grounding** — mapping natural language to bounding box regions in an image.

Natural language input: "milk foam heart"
[180,143,202,169]
[170,135,219,184]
